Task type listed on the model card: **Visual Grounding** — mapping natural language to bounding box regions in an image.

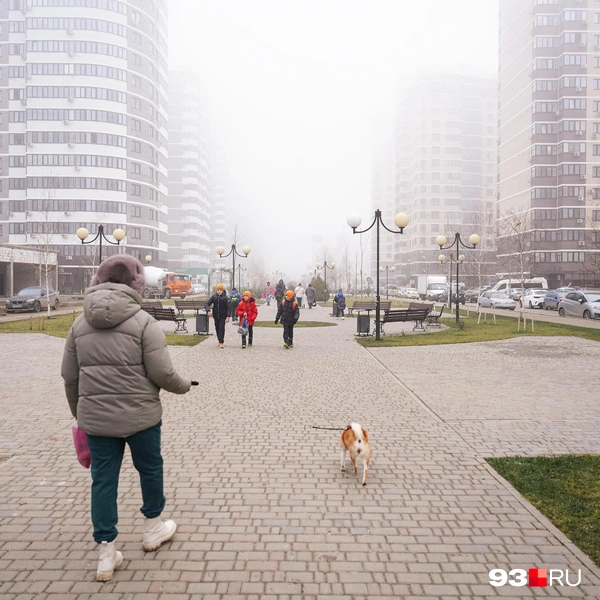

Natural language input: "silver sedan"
[479,291,517,310]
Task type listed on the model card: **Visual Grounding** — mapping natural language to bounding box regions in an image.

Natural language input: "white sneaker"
[143,516,177,551]
[96,541,123,582]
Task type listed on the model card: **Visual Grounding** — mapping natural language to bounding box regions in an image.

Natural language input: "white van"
[490,277,548,300]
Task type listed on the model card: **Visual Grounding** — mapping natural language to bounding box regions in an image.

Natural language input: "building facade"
[167,70,210,279]
[498,0,600,288]
[0,0,168,292]
[392,73,497,286]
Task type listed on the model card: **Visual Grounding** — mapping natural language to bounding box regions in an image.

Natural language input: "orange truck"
[143,266,191,299]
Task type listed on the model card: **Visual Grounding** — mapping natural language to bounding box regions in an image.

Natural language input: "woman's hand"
[226,317,230,323]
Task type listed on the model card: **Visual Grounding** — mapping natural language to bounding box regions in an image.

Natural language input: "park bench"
[426,304,445,327]
[380,307,431,333]
[146,307,188,333]
[174,299,207,317]
[347,300,392,316]
[141,300,163,313]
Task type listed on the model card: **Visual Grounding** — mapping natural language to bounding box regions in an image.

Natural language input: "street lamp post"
[216,244,251,290]
[237,264,246,290]
[436,232,481,323]
[315,261,335,300]
[379,265,396,299]
[76,225,126,265]
[347,210,409,340]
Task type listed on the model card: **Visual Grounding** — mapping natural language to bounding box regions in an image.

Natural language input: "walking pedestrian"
[263,281,274,306]
[205,283,231,347]
[305,283,316,309]
[61,254,195,582]
[230,288,241,322]
[275,289,300,348]
[335,288,346,319]
[236,290,258,348]
[295,283,305,309]
[275,279,286,304]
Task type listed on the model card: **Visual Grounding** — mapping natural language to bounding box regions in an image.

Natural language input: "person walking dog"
[61,254,196,582]
[236,290,258,348]
[205,283,231,347]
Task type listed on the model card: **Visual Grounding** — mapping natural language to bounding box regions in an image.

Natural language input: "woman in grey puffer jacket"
[61,254,193,582]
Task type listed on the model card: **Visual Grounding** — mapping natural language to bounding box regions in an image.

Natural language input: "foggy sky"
[169,0,498,280]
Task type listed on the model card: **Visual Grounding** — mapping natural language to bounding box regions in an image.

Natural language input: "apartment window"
[132,205,141,217]
[131,119,141,131]
[132,97,141,110]
[131,162,141,174]
[132,140,141,152]
[563,10,587,22]
[131,227,141,239]
[131,31,141,45]
[130,75,141,88]
[132,53,141,66]
[131,184,141,196]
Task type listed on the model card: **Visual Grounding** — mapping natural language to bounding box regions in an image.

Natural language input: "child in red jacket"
[236,290,258,348]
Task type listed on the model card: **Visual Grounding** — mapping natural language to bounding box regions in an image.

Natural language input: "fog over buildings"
[17,1,600,294]
[168,0,499,284]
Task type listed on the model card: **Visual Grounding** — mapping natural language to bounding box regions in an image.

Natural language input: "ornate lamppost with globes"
[315,261,335,300]
[436,232,481,323]
[380,265,396,299]
[347,210,409,340]
[76,225,126,265]
[216,244,250,291]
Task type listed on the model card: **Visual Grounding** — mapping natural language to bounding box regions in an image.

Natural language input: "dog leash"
[311,425,350,431]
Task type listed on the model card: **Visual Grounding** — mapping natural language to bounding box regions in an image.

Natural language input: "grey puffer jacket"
[61,282,191,437]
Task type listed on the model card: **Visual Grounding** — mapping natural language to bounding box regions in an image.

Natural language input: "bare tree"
[497,206,534,320]
[28,187,60,318]
[462,200,497,306]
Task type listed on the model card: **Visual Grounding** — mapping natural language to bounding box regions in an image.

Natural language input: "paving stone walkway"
[0,303,599,599]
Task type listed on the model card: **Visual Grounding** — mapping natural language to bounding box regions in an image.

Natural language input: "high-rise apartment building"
[392,74,497,284]
[167,70,210,278]
[0,0,168,292]
[498,0,600,287]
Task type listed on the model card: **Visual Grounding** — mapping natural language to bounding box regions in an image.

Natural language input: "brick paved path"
[1,303,599,599]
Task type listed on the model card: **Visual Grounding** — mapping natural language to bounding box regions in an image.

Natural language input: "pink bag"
[72,426,91,469]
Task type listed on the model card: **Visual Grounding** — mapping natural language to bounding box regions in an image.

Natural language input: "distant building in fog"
[167,70,211,279]
[498,0,600,288]
[371,72,497,287]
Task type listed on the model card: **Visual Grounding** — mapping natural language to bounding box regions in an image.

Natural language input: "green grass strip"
[0,313,207,346]
[355,314,600,347]
[487,456,600,567]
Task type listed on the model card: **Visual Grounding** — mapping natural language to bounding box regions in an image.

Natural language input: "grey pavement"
[1,302,600,599]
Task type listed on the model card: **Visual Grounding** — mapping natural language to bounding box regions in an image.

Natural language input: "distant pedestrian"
[61,254,194,582]
[205,284,231,347]
[275,289,300,349]
[305,283,316,309]
[230,288,241,322]
[295,283,305,308]
[263,281,274,306]
[275,279,286,304]
[236,290,258,348]
[335,289,346,319]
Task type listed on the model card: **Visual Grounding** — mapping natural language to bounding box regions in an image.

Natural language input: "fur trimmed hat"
[285,290,294,300]
[215,283,225,291]
[91,254,145,294]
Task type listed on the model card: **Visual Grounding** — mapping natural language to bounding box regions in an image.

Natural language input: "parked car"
[520,288,546,309]
[479,291,517,310]
[190,284,207,295]
[543,288,574,310]
[6,286,60,313]
[439,290,466,305]
[404,287,419,300]
[558,290,600,319]
[465,289,480,303]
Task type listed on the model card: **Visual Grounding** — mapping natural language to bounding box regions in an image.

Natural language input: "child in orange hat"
[275,290,300,348]
[236,290,258,348]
